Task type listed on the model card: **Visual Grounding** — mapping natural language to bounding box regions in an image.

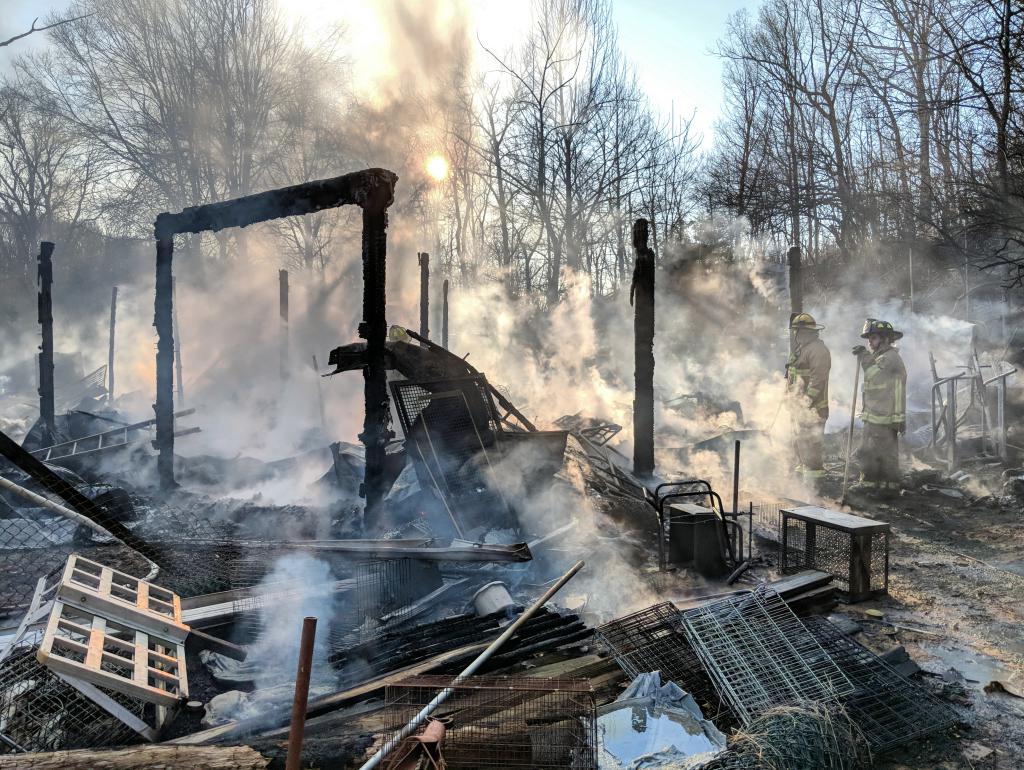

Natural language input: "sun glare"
[426,155,449,182]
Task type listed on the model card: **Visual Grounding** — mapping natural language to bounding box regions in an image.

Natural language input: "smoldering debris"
[2,292,995,770]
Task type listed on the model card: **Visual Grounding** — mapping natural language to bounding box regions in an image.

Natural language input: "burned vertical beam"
[630,220,655,478]
[788,245,803,318]
[154,236,176,489]
[360,183,395,527]
[172,277,185,406]
[788,245,803,356]
[280,269,290,381]
[107,286,118,403]
[442,279,449,349]
[37,242,56,441]
[418,252,429,339]
[154,169,398,494]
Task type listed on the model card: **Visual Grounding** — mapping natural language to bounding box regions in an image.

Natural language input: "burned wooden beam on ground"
[151,168,398,496]
[630,219,655,478]
[37,242,56,443]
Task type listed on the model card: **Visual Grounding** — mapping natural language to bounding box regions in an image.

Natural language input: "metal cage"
[781,506,889,602]
[382,676,597,769]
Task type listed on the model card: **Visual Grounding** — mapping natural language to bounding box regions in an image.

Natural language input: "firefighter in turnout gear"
[787,313,831,479]
[852,319,907,492]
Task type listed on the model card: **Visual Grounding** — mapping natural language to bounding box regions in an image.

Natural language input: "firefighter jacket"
[787,337,831,415]
[859,345,907,426]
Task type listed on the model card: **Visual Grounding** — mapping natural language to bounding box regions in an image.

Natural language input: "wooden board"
[0,745,269,769]
[783,505,890,534]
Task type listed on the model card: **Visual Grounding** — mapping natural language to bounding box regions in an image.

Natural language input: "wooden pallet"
[36,555,189,716]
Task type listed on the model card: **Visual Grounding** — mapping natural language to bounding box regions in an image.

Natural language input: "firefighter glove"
[851,345,867,357]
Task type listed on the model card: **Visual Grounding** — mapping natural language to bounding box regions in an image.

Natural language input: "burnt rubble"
[1,319,990,770]
[0,202,1019,769]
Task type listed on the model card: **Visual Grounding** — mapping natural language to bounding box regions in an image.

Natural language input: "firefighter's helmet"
[790,312,825,331]
[860,318,903,340]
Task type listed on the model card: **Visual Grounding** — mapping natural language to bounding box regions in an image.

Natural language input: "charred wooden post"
[442,278,449,349]
[361,185,394,526]
[172,277,185,406]
[154,236,176,489]
[107,286,117,403]
[154,168,397,491]
[788,245,803,355]
[630,219,655,478]
[788,245,803,316]
[418,252,429,339]
[37,242,55,441]
[279,269,290,381]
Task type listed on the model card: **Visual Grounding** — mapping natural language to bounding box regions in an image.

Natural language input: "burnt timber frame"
[152,169,398,521]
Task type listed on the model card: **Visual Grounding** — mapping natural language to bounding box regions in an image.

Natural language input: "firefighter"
[851,318,907,493]
[787,313,831,480]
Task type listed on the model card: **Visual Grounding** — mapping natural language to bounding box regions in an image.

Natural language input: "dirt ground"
[811,472,1024,769]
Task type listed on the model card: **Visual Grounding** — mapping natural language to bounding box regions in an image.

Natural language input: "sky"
[0,0,754,147]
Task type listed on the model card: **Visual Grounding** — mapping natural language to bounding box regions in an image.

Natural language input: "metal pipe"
[285,616,318,770]
[358,560,585,770]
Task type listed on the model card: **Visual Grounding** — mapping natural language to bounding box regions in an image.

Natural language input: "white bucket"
[472,581,514,617]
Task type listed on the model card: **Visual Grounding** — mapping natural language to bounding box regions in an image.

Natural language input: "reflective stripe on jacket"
[859,346,906,425]
[787,337,831,412]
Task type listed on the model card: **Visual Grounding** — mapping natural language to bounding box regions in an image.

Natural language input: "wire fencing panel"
[681,586,854,726]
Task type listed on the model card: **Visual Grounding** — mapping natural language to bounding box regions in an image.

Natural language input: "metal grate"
[382,676,597,769]
[595,602,732,723]
[0,625,145,754]
[390,377,513,531]
[391,376,501,440]
[680,586,855,726]
[802,616,957,753]
[781,513,889,601]
[751,500,783,540]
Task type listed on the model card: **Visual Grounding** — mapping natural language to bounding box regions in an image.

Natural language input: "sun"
[426,155,449,182]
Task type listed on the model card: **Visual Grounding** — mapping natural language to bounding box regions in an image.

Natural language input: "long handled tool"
[840,361,862,504]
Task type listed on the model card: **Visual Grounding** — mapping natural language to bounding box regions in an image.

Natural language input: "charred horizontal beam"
[154,168,397,238]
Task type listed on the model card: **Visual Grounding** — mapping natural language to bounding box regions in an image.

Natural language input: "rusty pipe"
[285,616,318,770]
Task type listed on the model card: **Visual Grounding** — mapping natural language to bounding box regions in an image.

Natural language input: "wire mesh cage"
[781,508,889,602]
[382,676,598,769]
[0,624,146,754]
[595,602,733,724]
[390,377,514,530]
[802,615,957,753]
[680,586,855,726]
[751,500,784,540]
